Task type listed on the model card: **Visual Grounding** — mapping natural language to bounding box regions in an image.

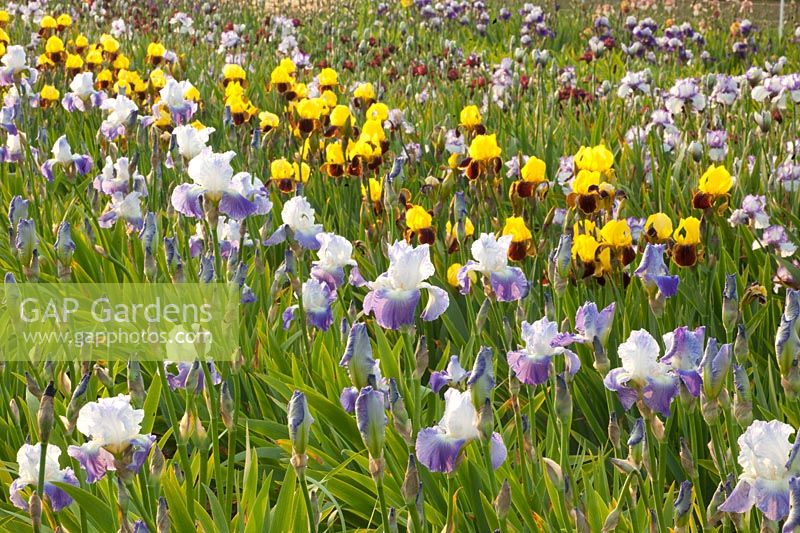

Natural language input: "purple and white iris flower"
[155,78,197,125]
[283,277,336,332]
[415,388,505,473]
[706,130,728,162]
[311,233,358,289]
[174,124,215,161]
[338,323,384,412]
[661,326,705,397]
[552,301,616,351]
[164,361,222,392]
[98,191,144,231]
[264,196,324,250]
[457,233,529,302]
[507,317,580,386]
[753,225,798,258]
[40,135,93,181]
[99,94,139,140]
[9,443,79,512]
[62,72,104,112]
[429,355,470,393]
[2,133,22,163]
[363,240,449,330]
[728,195,770,229]
[665,78,706,114]
[93,156,147,196]
[0,45,31,85]
[604,329,679,417]
[67,394,156,482]
[172,150,258,220]
[719,419,800,521]
[634,244,680,313]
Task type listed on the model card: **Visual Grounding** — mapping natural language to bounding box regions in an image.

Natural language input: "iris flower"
[363,240,449,330]
[10,443,78,512]
[67,394,156,482]
[311,232,359,289]
[661,326,705,397]
[99,94,138,140]
[457,233,529,302]
[40,135,92,181]
[174,124,215,161]
[508,317,581,386]
[604,329,679,417]
[415,389,506,473]
[634,243,680,312]
[264,196,323,250]
[719,419,800,521]
[282,277,336,332]
[172,149,259,220]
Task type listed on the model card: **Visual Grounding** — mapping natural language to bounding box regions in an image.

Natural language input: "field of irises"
[3,0,800,531]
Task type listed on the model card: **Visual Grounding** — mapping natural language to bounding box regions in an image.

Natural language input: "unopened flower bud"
[734,324,749,364]
[544,288,556,322]
[601,506,620,532]
[627,418,645,466]
[150,444,165,481]
[38,381,56,443]
[156,497,170,533]
[9,398,20,425]
[184,361,201,393]
[476,298,491,330]
[542,458,564,491]
[26,372,42,398]
[687,141,703,162]
[722,274,739,336]
[288,391,314,471]
[388,379,412,444]
[478,398,494,440]
[29,491,42,530]
[674,481,692,530]
[555,373,572,423]
[401,455,419,505]
[413,335,428,379]
[127,361,145,407]
[706,476,732,527]
[55,221,75,281]
[220,382,235,430]
[733,364,753,426]
[66,373,90,429]
[94,364,114,389]
[679,437,696,478]
[608,412,620,449]
[494,479,511,520]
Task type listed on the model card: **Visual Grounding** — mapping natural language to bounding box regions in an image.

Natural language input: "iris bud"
[37,381,56,442]
[494,479,511,521]
[355,386,387,479]
[554,373,572,423]
[288,390,314,471]
[401,455,419,505]
[733,364,753,426]
[722,273,738,336]
[55,221,76,281]
[679,437,697,478]
[220,382,235,430]
[388,379,412,444]
[157,497,170,533]
[674,480,692,530]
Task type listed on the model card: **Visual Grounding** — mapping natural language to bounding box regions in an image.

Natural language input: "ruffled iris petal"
[415,427,466,474]
[363,288,420,330]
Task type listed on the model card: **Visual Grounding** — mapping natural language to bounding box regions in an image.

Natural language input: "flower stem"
[376,478,391,532]
[299,471,318,533]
